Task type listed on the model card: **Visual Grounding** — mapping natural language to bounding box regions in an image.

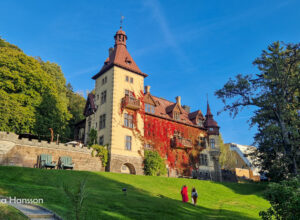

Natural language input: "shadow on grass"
[217,181,268,198]
[0,166,260,220]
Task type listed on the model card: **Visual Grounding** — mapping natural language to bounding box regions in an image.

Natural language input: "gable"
[144,93,157,106]
[84,94,96,117]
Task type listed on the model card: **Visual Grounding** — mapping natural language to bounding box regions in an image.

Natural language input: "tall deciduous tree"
[219,135,237,170]
[66,83,86,139]
[0,37,76,140]
[0,46,49,133]
[215,42,300,181]
[35,60,71,138]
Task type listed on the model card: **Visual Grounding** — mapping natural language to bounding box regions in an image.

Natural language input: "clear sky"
[1,0,299,145]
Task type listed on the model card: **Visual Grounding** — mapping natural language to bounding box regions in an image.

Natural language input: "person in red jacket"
[181,185,188,202]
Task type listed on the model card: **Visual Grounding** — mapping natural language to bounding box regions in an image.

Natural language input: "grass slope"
[0,166,269,220]
[0,203,29,220]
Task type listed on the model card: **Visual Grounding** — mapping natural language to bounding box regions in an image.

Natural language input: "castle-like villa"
[79,27,221,180]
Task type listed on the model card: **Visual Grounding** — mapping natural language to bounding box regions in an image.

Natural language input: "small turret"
[205,100,220,135]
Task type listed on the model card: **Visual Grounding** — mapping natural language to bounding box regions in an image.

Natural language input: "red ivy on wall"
[120,90,206,176]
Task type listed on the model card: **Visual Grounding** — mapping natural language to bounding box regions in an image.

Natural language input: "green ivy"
[91,144,108,167]
[88,129,97,146]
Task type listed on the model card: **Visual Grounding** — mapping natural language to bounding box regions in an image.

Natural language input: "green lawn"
[0,166,269,220]
[0,203,28,220]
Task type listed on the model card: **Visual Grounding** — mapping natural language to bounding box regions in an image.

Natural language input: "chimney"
[175,96,181,107]
[145,85,151,94]
[182,105,190,113]
[109,47,114,56]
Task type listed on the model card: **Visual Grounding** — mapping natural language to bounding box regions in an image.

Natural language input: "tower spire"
[120,15,124,29]
[206,94,212,116]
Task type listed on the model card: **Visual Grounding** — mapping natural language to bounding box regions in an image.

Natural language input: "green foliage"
[144,150,167,176]
[215,42,300,181]
[0,37,85,142]
[66,83,86,139]
[91,144,108,167]
[0,46,50,133]
[259,176,300,220]
[0,37,22,51]
[88,129,97,146]
[219,135,237,170]
[35,60,71,138]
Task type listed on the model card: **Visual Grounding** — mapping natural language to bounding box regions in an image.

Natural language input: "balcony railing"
[172,137,193,149]
[122,96,140,110]
[209,149,220,158]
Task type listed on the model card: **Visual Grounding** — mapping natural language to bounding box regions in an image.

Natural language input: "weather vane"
[120,15,125,29]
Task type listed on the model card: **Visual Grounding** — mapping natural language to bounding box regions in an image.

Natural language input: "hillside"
[0,203,28,220]
[0,166,269,219]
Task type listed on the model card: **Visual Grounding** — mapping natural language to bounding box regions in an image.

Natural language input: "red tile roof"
[188,110,204,120]
[146,95,205,128]
[92,29,147,79]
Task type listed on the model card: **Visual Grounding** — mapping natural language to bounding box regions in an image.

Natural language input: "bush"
[144,150,167,176]
[91,144,108,167]
[259,176,300,220]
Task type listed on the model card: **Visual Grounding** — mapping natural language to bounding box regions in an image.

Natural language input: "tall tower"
[89,28,147,174]
[205,100,222,181]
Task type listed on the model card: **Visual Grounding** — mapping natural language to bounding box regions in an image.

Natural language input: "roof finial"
[120,15,125,29]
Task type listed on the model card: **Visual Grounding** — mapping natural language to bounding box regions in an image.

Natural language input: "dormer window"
[209,128,214,131]
[174,112,180,120]
[125,58,132,65]
[197,119,203,127]
[145,103,155,114]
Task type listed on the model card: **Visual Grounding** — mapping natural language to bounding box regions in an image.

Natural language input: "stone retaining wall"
[0,132,103,172]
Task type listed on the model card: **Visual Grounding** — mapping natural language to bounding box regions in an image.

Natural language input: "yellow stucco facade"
[110,66,144,157]
[85,66,145,174]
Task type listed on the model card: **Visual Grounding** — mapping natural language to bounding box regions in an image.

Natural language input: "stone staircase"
[10,203,57,219]
[0,195,61,220]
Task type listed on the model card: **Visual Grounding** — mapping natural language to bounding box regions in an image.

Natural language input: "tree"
[0,37,73,141]
[259,176,300,219]
[215,42,300,181]
[0,37,22,51]
[0,46,49,133]
[219,135,237,170]
[66,83,86,139]
[36,60,71,139]
[144,150,167,176]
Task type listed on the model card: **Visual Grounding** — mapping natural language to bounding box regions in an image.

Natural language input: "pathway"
[0,196,61,220]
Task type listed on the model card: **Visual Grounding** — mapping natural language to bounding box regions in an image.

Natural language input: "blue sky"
[1,0,300,145]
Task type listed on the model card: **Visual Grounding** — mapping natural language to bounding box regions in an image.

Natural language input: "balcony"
[209,149,220,158]
[122,96,140,110]
[172,137,193,149]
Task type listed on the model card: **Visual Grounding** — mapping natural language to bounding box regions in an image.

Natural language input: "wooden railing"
[122,96,140,110]
[172,137,193,149]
